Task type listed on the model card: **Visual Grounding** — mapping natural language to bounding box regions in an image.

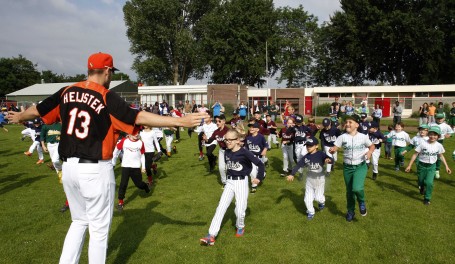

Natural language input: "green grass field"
[1,123,454,264]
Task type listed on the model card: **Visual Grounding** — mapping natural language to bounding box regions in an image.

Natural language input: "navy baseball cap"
[369,121,379,128]
[345,114,360,124]
[248,122,260,128]
[360,113,367,119]
[33,118,41,124]
[294,114,303,123]
[322,118,331,127]
[305,137,319,146]
[254,111,261,115]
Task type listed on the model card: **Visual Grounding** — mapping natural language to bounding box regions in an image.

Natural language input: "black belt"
[295,141,305,145]
[62,157,98,163]
[227,176,245,180]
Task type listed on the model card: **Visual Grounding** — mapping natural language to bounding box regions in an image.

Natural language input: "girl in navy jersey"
[200,129,265,246]
[286,137,333,220]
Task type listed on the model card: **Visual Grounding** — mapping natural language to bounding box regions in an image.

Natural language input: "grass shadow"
[108,201,205,264]
[0,174,46,195]
[275,189,306,216]
[269,156,283,174]
[325,195,345,218]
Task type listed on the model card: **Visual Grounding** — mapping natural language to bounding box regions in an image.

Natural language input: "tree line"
[124,0,455,87]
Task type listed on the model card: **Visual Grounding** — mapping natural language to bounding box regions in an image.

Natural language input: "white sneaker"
[435,171,440,179]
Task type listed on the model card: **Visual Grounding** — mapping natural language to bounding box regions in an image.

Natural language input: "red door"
[304,96,313,116]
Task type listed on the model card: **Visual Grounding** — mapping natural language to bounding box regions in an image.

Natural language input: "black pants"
[198,133,204,152]
[175,127,180,140]
[206,144,217,169]
[144,152,155,177]
[393,116,401,125]
[118,167,149,200]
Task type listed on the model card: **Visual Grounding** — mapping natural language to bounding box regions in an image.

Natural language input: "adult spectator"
[392,100,403,125]
[184,100,192,115]
[160,100,169,115]
[212,100,222,117]
[372,104,383,127]
[198,103,208,113]
[7,52,207,264]
[267,100,279,122]
[331,97,341,110]
[419,102,429,125]
[143,103,151,112]
[338,100,347,118]
[250,101,260,116]
[151,102,160,115]
[428,102,436,124]
[238,101,248,120]
[191,100,198,113]
[356,101,369,115]
[176,100,184,113]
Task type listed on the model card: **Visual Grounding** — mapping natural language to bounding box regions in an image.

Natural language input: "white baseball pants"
[295,143,308,174]
[21,127,34,138]
[305,175,325,215]
[324,146,337,172]
[165,135,174,152]
[47,142,62,171]
[250,156,265,188]
[59,158,115,264]
[208,177,249,237]
[371,148,381,173]
[218,148,227,184]
[29,141,44,160]
[267,134,278,148]
[281,144,295,172]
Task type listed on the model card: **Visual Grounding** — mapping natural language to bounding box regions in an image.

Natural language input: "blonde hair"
[234,123,247,141]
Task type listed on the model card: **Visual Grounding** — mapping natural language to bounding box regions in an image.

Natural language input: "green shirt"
[40,122,62,143]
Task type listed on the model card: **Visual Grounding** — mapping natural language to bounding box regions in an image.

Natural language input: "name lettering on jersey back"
[63,91,105,114]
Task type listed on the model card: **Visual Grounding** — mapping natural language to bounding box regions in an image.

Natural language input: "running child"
[278,117,296,176]
[112,132,150,211]
[140,125,162,185]
[428,113,454,178]
[24,118,44,164]
[319,118,341,176]
[405,126,452,205]
[367,121,385,180]
[245,121,268,193]
[286,137,333,220]
[266,114,278,149]
[200,129,265,246]
[383,125,393,160]
[329,115,374,222]
[385,122,411,171]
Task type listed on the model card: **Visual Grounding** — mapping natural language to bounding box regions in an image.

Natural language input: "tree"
[315,0,454,86]
[0,55,40,96]
[197,0,278,87]
[123,0,219,85]
[274,6,318,88]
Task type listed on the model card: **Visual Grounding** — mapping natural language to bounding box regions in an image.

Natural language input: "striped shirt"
[386,130,411,147]
[415,140,445,164]
[334,132,372,165]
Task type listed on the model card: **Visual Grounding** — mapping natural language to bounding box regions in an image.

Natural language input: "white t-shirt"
[140,130,161,153]
[152,127,163,138]
[415,140,445,164]
[201,122,218,146]
[429,122,454,138]
[112,137,145,169]
[410,135,428,149]
[334,132,372,165]
[386,130,411,147]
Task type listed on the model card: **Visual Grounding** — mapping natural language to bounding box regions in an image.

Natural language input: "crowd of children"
[13,100,455,247]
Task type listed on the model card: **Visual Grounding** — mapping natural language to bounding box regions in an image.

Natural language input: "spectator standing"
[191,100,198,113]
[212,100,222,117]
[428,102,436,124]
[419,102,429,126]
[372,104,383,127]
[238,101,248,120]
[151,102,160,115]
[392,101,403,125]
[184,100,192,115]
[268,100,279,122]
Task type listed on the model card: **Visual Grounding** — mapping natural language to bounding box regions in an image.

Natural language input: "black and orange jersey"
[36,81,139,160]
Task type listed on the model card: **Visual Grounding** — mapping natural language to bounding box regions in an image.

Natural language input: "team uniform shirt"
[36,81,139,160]
[31,125,43,142]
[290,151,333,177]
[228,117,241,127]
[40,123,62,143]
[415,140,445,164]
[406,135,429,151]
[113,137,145,169]
[206,126,229,149]
[319,127,342,147]
[368,131,385,149]
[140,130,160,153]
[225,147,265,181]
[201,122,218,147]
[358,121,371,135]
[245,134,268,157]
[279,127,294,144]
[428,122,454,140]
[334,133,373,165]
[307,123,319,137]
[386,130,411,147]
[267,121,277,135]
[293,125,312,145]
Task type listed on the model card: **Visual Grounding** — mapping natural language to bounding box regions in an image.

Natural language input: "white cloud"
[0,0,340,84]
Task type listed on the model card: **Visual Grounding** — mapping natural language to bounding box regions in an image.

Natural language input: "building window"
[415,92,429,97]
[429,92,443,97]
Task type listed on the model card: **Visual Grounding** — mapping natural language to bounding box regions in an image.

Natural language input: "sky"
[0,0,341,85]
